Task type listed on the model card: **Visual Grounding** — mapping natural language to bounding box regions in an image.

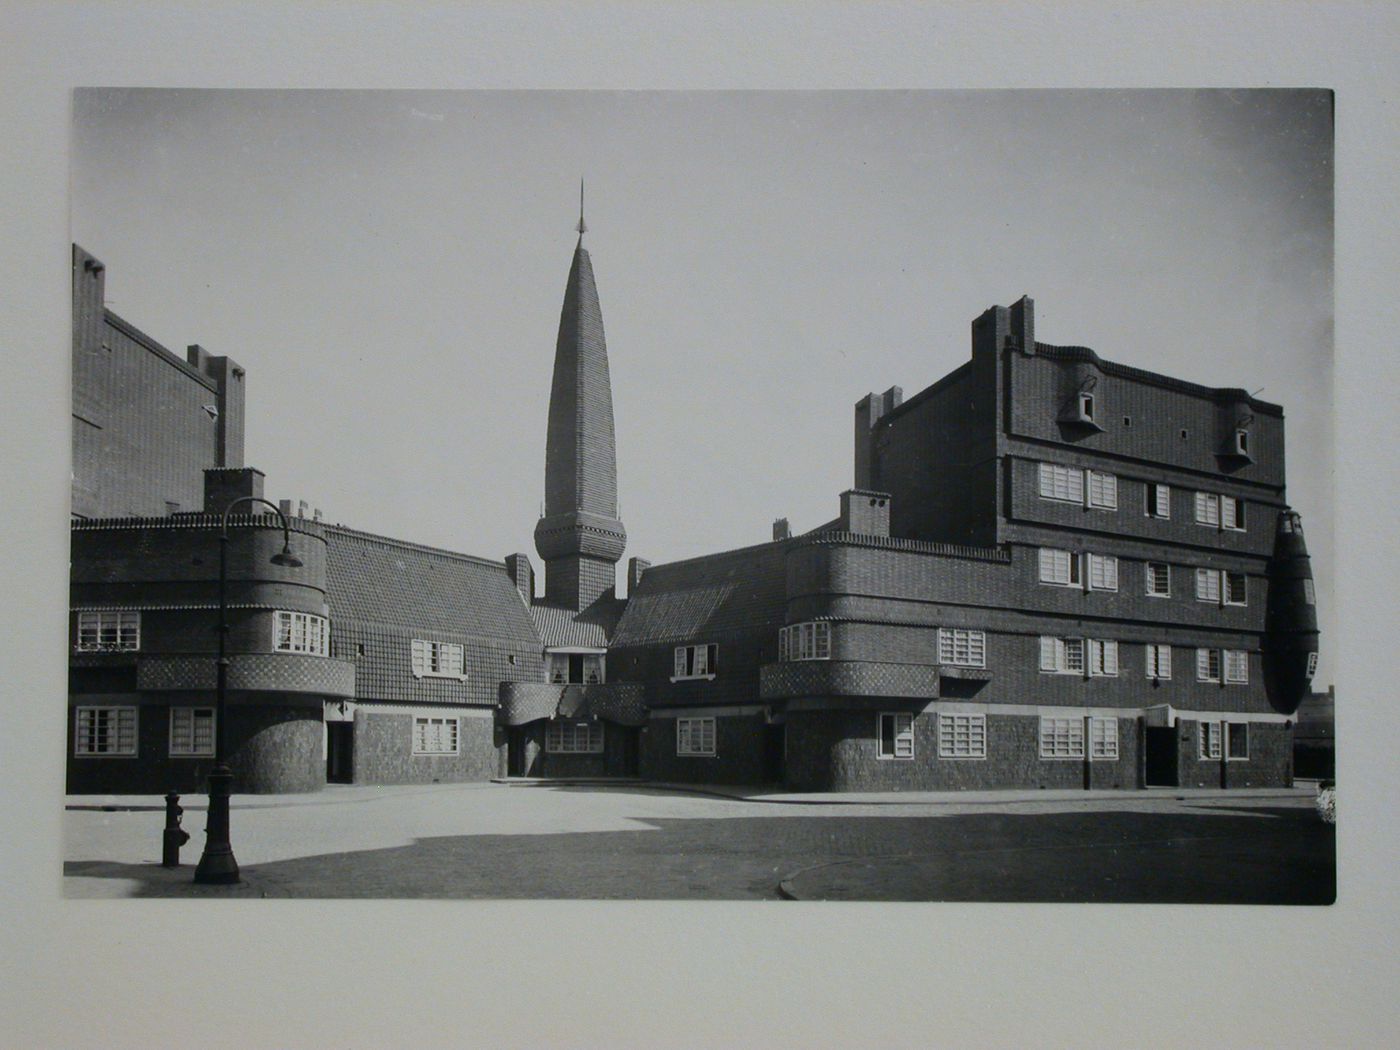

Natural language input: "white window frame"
[1038,548,1081,587]
[413,716,461,755]
[1195,568,1222,604]
[1194,491,1221,527]
[676,717,716,757]
[547,651,606,684]
[1039,717,1085,759]
[1089,717,1119,760]
[937,713,986,759]
[1306,651,1319,678]
[1087,553,1118,592]
[877,712,915,760]
[672,644,718,681]
[1223,571,1247,607]
[1199,720,1223,760]
[1145,644,1172,681]
[1145,482,1171,519]
[1086,470,1118,510]
[276,610,330,656]
[411,638,466,680]
[1226,721,1249,761]
[75,610,140,651]
[74,706,138,757]
[1223,649,1249,684]
[1038,462,1085,504]
[1146,562,1171,598]
[546,719,604,755]
[1196,647,1222,683]
[782,622,831,662]
[1087,638,1119,678]
[1221,495,1245,532]
[938,628,986,668]
[169,706,215,757]
[1040,636,1086,676]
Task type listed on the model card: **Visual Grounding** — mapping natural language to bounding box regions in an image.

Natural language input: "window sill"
[677,751,716,758]
[937,754,987,761]
[412,672,469,682]
[876,754,915,761]
[669,674,716,683]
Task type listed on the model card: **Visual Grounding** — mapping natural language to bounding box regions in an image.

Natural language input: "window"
[1039,548,1081,587]
[276,611,329,656]
[1086,470,1118,510]
[1223,571,1247,606]
[1146,482,1171,519]
[413,716,460,755]
[1087,639,1119,677]
[1194,492,1221,527]
[410,638,465,679]
[1195,568,1222,604]
[1079,392,1095,421]
[1306,651,1319,678]
[1040,636,1085,675]
[1224,649,1249,684]
[1145,644,1172,680]
[1196,492,1245,532]
[1040,717,1084,759]
[1303,579,1316,605]
[938,628,986,668]
[75,610,140,651]
[1038,462,1084,503]
[877,712,914,759]
[1234,429,1250,456]
[169,707,215,756]
[1221,496,1245,531]
[74,706,137,756]
[937,714,986,759]
[1146,562,1171,597]
[546,719,603,754]
[1196,648,1222,683]
[1227,721,1249,760]
[676,717,715,756]
[1199,720,1222,760]
[548,652,604,684]
[672,644,718,680]
[1087,554,1118,592]
[1089,717,1119,760]
[781,622,830,662]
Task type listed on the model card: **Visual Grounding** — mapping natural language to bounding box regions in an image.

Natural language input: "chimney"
[627,557,650,595]
[772,518,791,541]
[854,386,901,490]
[203,467,265,516]
[838,489,891,537]
[279,499,294,519]
[505,553,535,602]
[1009,295,1035,352]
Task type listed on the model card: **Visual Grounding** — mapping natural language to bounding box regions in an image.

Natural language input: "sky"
[70,88,1334,680]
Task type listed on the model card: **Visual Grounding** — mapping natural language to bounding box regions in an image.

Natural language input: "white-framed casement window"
[1038,547,1081,587]
[1306,651,1319,678]
[413,716,460,755]
[1223,571,1247,606]
[1087,553,1119,592]
[169,707,215,756]
[1226,721,1249,760]
[938,628,987,668]
[1223,649,1249,684]
[1195,568,1222,604]
[546,719,604,754]
[672,643,718,681]
[780,622,831,662]
[74,706,138,757]
[1089,717,1119,760]
[1145,644,1172,681]
[1146,562,1171,597]
[1145,482,1171,519]
[1196,647,1222,683]
[1195,492,1245,532]
[676,717,716,756]
[1038,462,1084,503]
[276,611,329,656]
[1039,716,1084,759]
[1087,639,1119,677]
[1221,495,1245,532]
[877,712,915,759]
[1086,470,1118,510]
[1040,636,1086,675]
[410,638,466,680]
[937,713,986,759]
[1199,720,1222,760]
[547,652,605,684]
[1194,491,1221,527]
[75,610,140,651]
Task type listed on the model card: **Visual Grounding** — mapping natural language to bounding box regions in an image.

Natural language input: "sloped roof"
[529,598,625,648]
[324,525,539,646]
[611,541,789,647]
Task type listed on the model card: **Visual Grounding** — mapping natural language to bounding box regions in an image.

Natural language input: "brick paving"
[63,782,1333,902]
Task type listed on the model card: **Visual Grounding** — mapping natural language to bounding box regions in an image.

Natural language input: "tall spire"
[576,178,587,240]
[533,194,626,610]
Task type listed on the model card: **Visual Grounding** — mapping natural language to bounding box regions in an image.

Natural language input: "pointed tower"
[533,191,627,610]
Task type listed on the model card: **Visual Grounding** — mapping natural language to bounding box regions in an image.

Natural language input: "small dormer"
[1057,373,1103,433]
[1217,408,1255,467]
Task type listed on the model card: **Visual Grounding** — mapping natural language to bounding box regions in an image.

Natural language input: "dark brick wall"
[352,711,499,785]
[641,712,770,785]
[1176,719,1292,788]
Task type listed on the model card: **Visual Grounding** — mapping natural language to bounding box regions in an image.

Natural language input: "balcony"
[136,652,355,698]
[498,681,647,727]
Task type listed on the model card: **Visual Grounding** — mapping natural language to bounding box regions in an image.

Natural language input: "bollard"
[162,792,191,867]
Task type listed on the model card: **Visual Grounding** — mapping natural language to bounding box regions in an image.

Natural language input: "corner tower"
[533,195,627,610]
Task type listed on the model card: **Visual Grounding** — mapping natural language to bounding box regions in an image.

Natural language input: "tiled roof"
[529,599,624,648]
[611,541,789,646]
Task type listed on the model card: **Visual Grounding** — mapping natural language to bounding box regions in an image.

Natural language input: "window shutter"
[1039,636,1057,672]
[778,628,789,662]
[707,644,718,674]
[674,648,687,677]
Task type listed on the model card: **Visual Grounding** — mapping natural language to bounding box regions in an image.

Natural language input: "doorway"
[762,723,786,785]
[326,721,354,783]
[1144,726,1177,787]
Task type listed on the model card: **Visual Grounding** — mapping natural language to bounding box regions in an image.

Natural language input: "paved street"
[63,782,1335,902]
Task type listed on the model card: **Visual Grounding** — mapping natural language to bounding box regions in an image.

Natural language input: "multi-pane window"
[1223,571,1247,606]
[411,639,466,679]
[75,610,140,651]
[1145,482,1171,519]
[1196,648,1222,683]
[548,652,605,684]
[1199,721,1222,760]
[1038,548,1081,587]
[1087,639,1119,677]
[74,706,137,756]
[413,716,460,755]
[546,719,604,754]
[937,714,986,759]
[1039,717,1084,759]
[1145,644,1172,680]
[1221,496,1245,531]
[676,717,715,756]
[1195,492,1245,531]
[1089,717,1119,760]
[1146,562,1171,597]
[780,622,831,662]
[1038,462,1084,503]
[1195,568,1222,604]
[673,644,718,680]
[1087,554,1118,592]
[1194,492,1221,527]
[169,707,215,756]
[1224,649,1249,684]
[1306,651,1319,678]
[877,712,914,759]
[938,628,986,668]
[1086,470,1118,509]
[1040,636,1086,675]
[276,611,329,656]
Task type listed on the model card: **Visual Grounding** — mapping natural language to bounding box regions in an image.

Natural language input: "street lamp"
[193,497,303,885]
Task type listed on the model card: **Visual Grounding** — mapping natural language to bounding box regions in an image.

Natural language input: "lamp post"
[193,497,303,885]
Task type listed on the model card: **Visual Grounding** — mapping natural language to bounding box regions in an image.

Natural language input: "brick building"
[67,230,1319,794]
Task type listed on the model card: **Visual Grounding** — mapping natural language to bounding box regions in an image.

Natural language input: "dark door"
[1144,726,1177,787]
[615,725,640,777]
[762,724,786,785]
[326,722,354,784]
[507,726,526,777]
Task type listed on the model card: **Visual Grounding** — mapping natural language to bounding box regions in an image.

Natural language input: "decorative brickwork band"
[759,660,945,701]
[497,681,648,727]
[137,652,356,697]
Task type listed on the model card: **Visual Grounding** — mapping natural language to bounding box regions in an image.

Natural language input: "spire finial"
[576,178,587,239]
